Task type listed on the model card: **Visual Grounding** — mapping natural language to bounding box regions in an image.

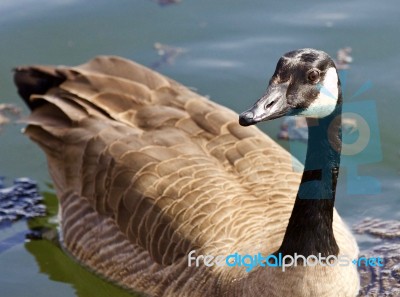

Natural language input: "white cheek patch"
[298,67,339,118]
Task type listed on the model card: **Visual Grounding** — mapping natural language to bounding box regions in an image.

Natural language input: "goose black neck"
[277,105,342,258]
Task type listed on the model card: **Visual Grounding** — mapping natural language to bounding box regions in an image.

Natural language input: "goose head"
[239,48,341,126]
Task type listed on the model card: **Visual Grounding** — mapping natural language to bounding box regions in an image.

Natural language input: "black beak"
[239,82,290,126]
[239,110,258,126]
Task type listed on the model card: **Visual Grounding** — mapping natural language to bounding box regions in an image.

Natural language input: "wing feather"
[14,56,301,265]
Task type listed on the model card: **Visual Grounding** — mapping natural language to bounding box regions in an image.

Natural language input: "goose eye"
[307,70,320,83]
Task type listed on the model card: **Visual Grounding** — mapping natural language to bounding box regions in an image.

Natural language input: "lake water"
[0,0,399,296]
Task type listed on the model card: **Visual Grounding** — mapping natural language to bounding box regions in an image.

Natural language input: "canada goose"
[14,48,359,297]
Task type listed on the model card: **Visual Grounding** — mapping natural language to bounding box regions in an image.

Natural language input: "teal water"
[0,0,399,296]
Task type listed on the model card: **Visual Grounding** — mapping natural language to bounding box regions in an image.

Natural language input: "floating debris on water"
[0,103,21,131]
[277,117,308,142]
[277,117,358,142]
[335,47,353,70]
[152,0,181,6]
[0,177,46,228]
[357,243,400,296]
[354,218,400,296]
[151,42,187,69]
[0,181,57,254]
[355,218,400,239]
